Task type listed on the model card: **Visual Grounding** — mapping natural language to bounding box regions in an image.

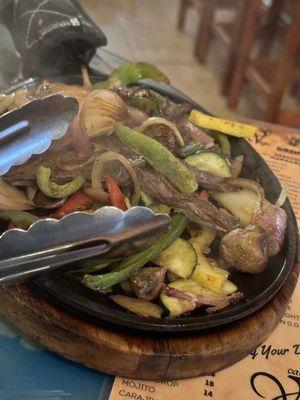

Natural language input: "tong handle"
[0,242,111,285]
[0,120,30,144]
[0,214,171,285]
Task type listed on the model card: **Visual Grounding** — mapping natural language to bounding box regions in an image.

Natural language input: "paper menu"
[248,124,300,225]
[109,124,300,400]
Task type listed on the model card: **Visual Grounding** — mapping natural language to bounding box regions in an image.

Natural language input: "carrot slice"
[52,190,94,219]
[106,176,127,211]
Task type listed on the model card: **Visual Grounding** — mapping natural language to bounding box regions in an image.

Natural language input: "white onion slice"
[0,180,33,210]
[83,186,109,203]
[91,151,141,206]
[229,178,265,219]
[276,184,288,207]
[80,90,129,138]
[58,154,95,171]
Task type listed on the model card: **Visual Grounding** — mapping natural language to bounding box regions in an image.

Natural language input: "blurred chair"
[177,0,268,94]
[227,1,300,127]
[177,0,300,127]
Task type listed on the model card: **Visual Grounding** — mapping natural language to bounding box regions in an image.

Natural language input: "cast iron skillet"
[4,73,298,333]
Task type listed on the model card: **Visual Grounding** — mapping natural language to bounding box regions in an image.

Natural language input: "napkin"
[0,0,107,77]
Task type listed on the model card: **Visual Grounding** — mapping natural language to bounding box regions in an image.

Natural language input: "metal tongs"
[0,94,79,175]
[0,96,171,284]
[0,207,171,284]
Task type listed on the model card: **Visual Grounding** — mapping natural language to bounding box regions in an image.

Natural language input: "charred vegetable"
[220,226,269,273]
[51,191,94,218]
[178,143,204,158]
[110,295,163,318]
[80,90,129,138]
[160,279,241,317]
[115,125,197,194]
[0,211,38,229]
[206,131,231,157]
[154,238,197,279]
[186,152,232,178]
[0,180,33,211]
[211,189,260,227]
[36,165,85,199]
[82,214,187,290]
[103,62,170,88]
[254,205,287,256]
[189,110,257,139]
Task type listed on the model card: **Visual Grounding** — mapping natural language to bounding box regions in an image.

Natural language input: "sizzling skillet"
[3,73,298,333]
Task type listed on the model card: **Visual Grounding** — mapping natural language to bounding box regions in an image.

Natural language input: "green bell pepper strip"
[108,62,170,87]
[0,211,39,229]
[207,130,231,158]
[115,125,197,194]
[129,97,160,116]
[93,62,170,89]
[113,213,186,272]
[79,258,121,274]
[36,165,85,199]
[82,214,187,290]
[91,80,109,90]
[177,143,204,158]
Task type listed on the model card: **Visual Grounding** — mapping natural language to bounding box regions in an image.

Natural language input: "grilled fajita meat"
[177,117,214,148]
[137,166,237,232]
[115,86,193,122]
[187,164,237,192]
[130,267,166,300]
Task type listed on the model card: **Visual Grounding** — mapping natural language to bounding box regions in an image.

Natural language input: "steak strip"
[137,166,237,232]
[187,164,236,192]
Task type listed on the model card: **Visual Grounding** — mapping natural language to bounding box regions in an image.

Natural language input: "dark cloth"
[0,0,107,77]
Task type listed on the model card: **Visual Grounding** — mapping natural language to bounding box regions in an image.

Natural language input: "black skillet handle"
[0,0,107,78]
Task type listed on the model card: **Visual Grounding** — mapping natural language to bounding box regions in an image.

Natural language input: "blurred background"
[80,0,300,128]
[0,0,299,127]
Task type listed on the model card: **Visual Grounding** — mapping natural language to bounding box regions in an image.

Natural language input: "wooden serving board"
[0,263,298,381]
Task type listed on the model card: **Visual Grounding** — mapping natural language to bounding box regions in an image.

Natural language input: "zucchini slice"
[110,295,163,318]
[160,291,195,318]
[222,280,238,295]
[192,263,228,294]
[169,278,220,295]
[186,151,231,177]
[154,238,197,279]
[160,279,221,317]
[189,228,216,255]
[189,231,228,293]
[207,259,229,278]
